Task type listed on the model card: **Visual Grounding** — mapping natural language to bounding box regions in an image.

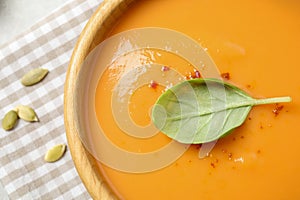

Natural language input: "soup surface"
[93,0,300,199]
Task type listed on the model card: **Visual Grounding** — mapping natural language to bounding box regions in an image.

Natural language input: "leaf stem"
[254,96,292,105]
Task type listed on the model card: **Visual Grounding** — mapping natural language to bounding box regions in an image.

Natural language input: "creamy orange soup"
[94,0,300,199]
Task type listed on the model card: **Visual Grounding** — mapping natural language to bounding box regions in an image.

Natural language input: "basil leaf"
[152,78,291,144]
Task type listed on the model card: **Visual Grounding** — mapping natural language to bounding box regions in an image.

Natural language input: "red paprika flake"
[187,70,201,79]
[221,72,230,80]
[272,103,284,117]
[194,70,201,78]
[161,66,170,72]
[149,80,158,89]
[210,162,216,168]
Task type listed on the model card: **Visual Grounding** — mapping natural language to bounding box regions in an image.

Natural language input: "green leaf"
[151,78,291,144]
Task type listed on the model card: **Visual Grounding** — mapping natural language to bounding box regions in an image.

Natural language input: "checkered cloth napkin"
[0,0,103,199]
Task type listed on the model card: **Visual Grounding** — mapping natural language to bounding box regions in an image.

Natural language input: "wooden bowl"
[63,1,300,199]
[64,0,135,199]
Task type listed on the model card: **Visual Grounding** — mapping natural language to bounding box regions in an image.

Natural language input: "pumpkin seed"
[15,105,39,122]
[21,68,49,86]
[44,144,66,162]
[2,110,18,131]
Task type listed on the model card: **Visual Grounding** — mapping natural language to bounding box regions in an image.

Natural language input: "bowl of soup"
[64,0,300,199]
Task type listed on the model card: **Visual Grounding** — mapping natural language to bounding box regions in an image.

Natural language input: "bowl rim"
[64,0,135,199]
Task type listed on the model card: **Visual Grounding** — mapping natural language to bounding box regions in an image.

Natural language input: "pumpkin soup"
[90,0,300,199]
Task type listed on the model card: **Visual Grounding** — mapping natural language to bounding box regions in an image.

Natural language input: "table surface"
[0,0,65,198]
[0,0,65,46]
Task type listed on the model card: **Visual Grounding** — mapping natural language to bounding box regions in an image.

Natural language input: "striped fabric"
[0,0,103,199]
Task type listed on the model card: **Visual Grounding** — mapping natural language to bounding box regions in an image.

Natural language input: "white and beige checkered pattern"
[0,0,103,199]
